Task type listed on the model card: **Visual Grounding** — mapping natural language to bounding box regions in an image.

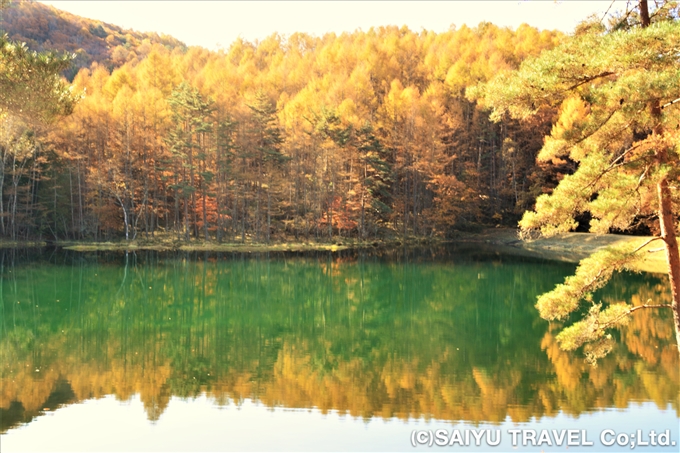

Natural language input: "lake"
[1,246,678,452]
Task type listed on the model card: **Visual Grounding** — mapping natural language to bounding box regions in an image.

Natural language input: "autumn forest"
[0,1,566,243]
[3,2,680,444]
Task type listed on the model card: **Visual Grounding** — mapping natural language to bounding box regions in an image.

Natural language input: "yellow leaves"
[111,84,134,120]
[540,331,585,391]
[103,65,135,101]
[554,96,589,134]
[71,67,92,93]
[137,47,180,97]
[383,78,405,120]
[539,97,590,162]
[337,98,357,123]
[34,18,572,242]
[441,23,562,97]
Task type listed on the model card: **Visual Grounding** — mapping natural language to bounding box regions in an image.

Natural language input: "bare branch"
[661,97,680,109]
[600,0,618,24]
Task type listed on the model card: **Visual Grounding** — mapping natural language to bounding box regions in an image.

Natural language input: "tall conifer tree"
[475,0,680,359]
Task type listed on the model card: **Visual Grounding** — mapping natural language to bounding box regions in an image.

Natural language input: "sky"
[38,1,626,50]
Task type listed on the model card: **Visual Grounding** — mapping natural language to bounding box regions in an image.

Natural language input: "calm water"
[0,246,678,452]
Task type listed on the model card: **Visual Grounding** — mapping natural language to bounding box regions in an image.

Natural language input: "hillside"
[0,0,185,78]
[1,1,572,244]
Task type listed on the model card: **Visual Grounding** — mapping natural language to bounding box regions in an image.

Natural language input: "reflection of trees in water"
[539,276,679,416]
[0,250,677,432]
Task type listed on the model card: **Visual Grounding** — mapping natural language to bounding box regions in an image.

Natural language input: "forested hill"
[2,1,569,243]
[0,0,185,78]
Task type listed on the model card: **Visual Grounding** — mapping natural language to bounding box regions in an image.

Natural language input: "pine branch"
[571,108,618,147]
[583,152,648,191]
[564,72,616,92]
[598,302,673,330]
[631,236,662,254]
[583,134,655,192]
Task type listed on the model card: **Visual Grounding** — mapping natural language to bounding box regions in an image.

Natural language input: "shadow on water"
[0,246,677,432]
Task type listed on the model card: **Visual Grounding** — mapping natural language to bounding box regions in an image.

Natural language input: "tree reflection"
[1,249,677,432]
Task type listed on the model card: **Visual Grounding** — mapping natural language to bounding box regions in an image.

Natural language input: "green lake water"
[0,246,678,451]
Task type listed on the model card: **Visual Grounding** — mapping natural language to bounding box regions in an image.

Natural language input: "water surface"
[1,247,678,451]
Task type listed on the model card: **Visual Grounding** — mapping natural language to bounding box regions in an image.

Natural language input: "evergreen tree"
[356,122,392,237]
[0,31,77,239]
[475,0,680,359]
[166,82,215,240]
[0,34,76,120]
[247,90,286,242]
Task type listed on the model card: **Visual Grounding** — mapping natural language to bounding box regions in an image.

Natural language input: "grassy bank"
[0,241,47,248]
[52,235,444,253]
[0,231,669,274]
[59,241,353,253]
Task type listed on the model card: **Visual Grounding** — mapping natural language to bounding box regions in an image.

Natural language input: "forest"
[0,1,568,243]
[2,0,680,432]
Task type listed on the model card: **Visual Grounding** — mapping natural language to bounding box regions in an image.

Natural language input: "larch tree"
[474,0,680,360]
[8,10,565,242]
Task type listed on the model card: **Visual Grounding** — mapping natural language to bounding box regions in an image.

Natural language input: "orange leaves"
[426,174,476,228]
[195,195,221,232]
[318,195,358,232]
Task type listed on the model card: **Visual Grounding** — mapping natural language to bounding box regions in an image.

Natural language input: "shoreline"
[54,236,443,253]
[0,230,669,274]
[462,229,669,274]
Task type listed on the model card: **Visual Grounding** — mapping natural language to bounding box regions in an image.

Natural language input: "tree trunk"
[77,160,84,239]
[640,0,651,25]
[640,0,680,352]
[0,154,5,236]
[184,193,190,241]
[266,183,271,243]
[55,173,60,240]
[202,187,209,241]
[361,164,366,239]
[657,175,680,352]
[69,168,74,239]
[115,192,129,241]
[652,96,680,354]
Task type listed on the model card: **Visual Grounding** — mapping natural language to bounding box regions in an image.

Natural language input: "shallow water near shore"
[1,246,678,451]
